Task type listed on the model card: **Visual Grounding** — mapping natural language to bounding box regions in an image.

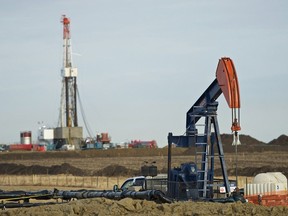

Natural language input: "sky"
[0,1,287,147]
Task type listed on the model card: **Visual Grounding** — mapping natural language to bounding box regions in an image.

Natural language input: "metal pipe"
[73,78,78,126]
[56,189,172,203]
[167,133,172,197]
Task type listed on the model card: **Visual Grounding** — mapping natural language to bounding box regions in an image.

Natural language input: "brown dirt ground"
[0,147,287,178]
[1,197,288,216]
[0,134,288,215]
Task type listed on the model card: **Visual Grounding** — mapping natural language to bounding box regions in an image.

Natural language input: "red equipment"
[128,140,157,148]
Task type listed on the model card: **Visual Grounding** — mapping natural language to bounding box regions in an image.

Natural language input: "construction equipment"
[128,140,158,148]
[167,57,241,200]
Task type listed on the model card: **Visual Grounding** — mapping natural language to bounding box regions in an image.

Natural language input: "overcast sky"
[0,1,287,147]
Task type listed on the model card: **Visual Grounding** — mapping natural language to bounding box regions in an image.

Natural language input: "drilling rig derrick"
[55,15,83,149]
[60,15,78,128]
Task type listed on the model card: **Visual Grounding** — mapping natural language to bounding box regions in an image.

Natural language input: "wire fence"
[0,175,253,192]
[0,175,127,190]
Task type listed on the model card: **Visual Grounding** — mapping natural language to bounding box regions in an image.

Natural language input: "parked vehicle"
[113,175,168,194]
[119,176,146,191]
[59,144,75,151]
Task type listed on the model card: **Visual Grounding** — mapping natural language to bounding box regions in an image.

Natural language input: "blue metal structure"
[167,58,240,200]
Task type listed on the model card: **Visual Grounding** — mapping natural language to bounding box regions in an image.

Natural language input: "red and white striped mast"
[59,15,78,128]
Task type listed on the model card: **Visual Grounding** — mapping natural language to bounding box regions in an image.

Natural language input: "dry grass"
[0,174,253,191]
[0,175,127,190]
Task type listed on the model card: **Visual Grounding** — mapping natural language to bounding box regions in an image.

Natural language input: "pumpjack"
[167,57,241,200]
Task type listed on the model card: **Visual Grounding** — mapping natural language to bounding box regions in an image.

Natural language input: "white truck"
[114,174,168,193]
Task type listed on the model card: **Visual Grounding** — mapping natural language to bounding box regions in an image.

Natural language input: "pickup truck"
[114,174,168,193]
[119,176,146,191]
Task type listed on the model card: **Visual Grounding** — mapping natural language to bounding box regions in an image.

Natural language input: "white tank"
[20,131,32,144]
[253,172,287,192]
[245,172,287,196]
[253,172,287,184]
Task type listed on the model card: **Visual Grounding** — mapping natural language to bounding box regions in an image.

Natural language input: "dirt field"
[0,148,287,178]
[1,197,288,216]
[0,143,288,215]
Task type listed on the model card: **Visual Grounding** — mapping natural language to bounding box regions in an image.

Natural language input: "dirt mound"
[94,164,168,177]
[183,134,272,154]
[268,134,288,146]
[0,162,165,177]
[215,166,288,178]
[221,134,266,146]
[2,197,288,216]
[0,163,86,176]
[94,164,139,177]
[1,162,287,179]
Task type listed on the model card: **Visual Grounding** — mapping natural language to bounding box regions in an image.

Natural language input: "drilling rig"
[54,15,83,149]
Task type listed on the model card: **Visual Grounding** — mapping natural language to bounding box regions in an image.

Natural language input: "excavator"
[167,57,241,200]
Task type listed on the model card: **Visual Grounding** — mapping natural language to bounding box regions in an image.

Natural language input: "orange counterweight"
[216,57,241,132]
